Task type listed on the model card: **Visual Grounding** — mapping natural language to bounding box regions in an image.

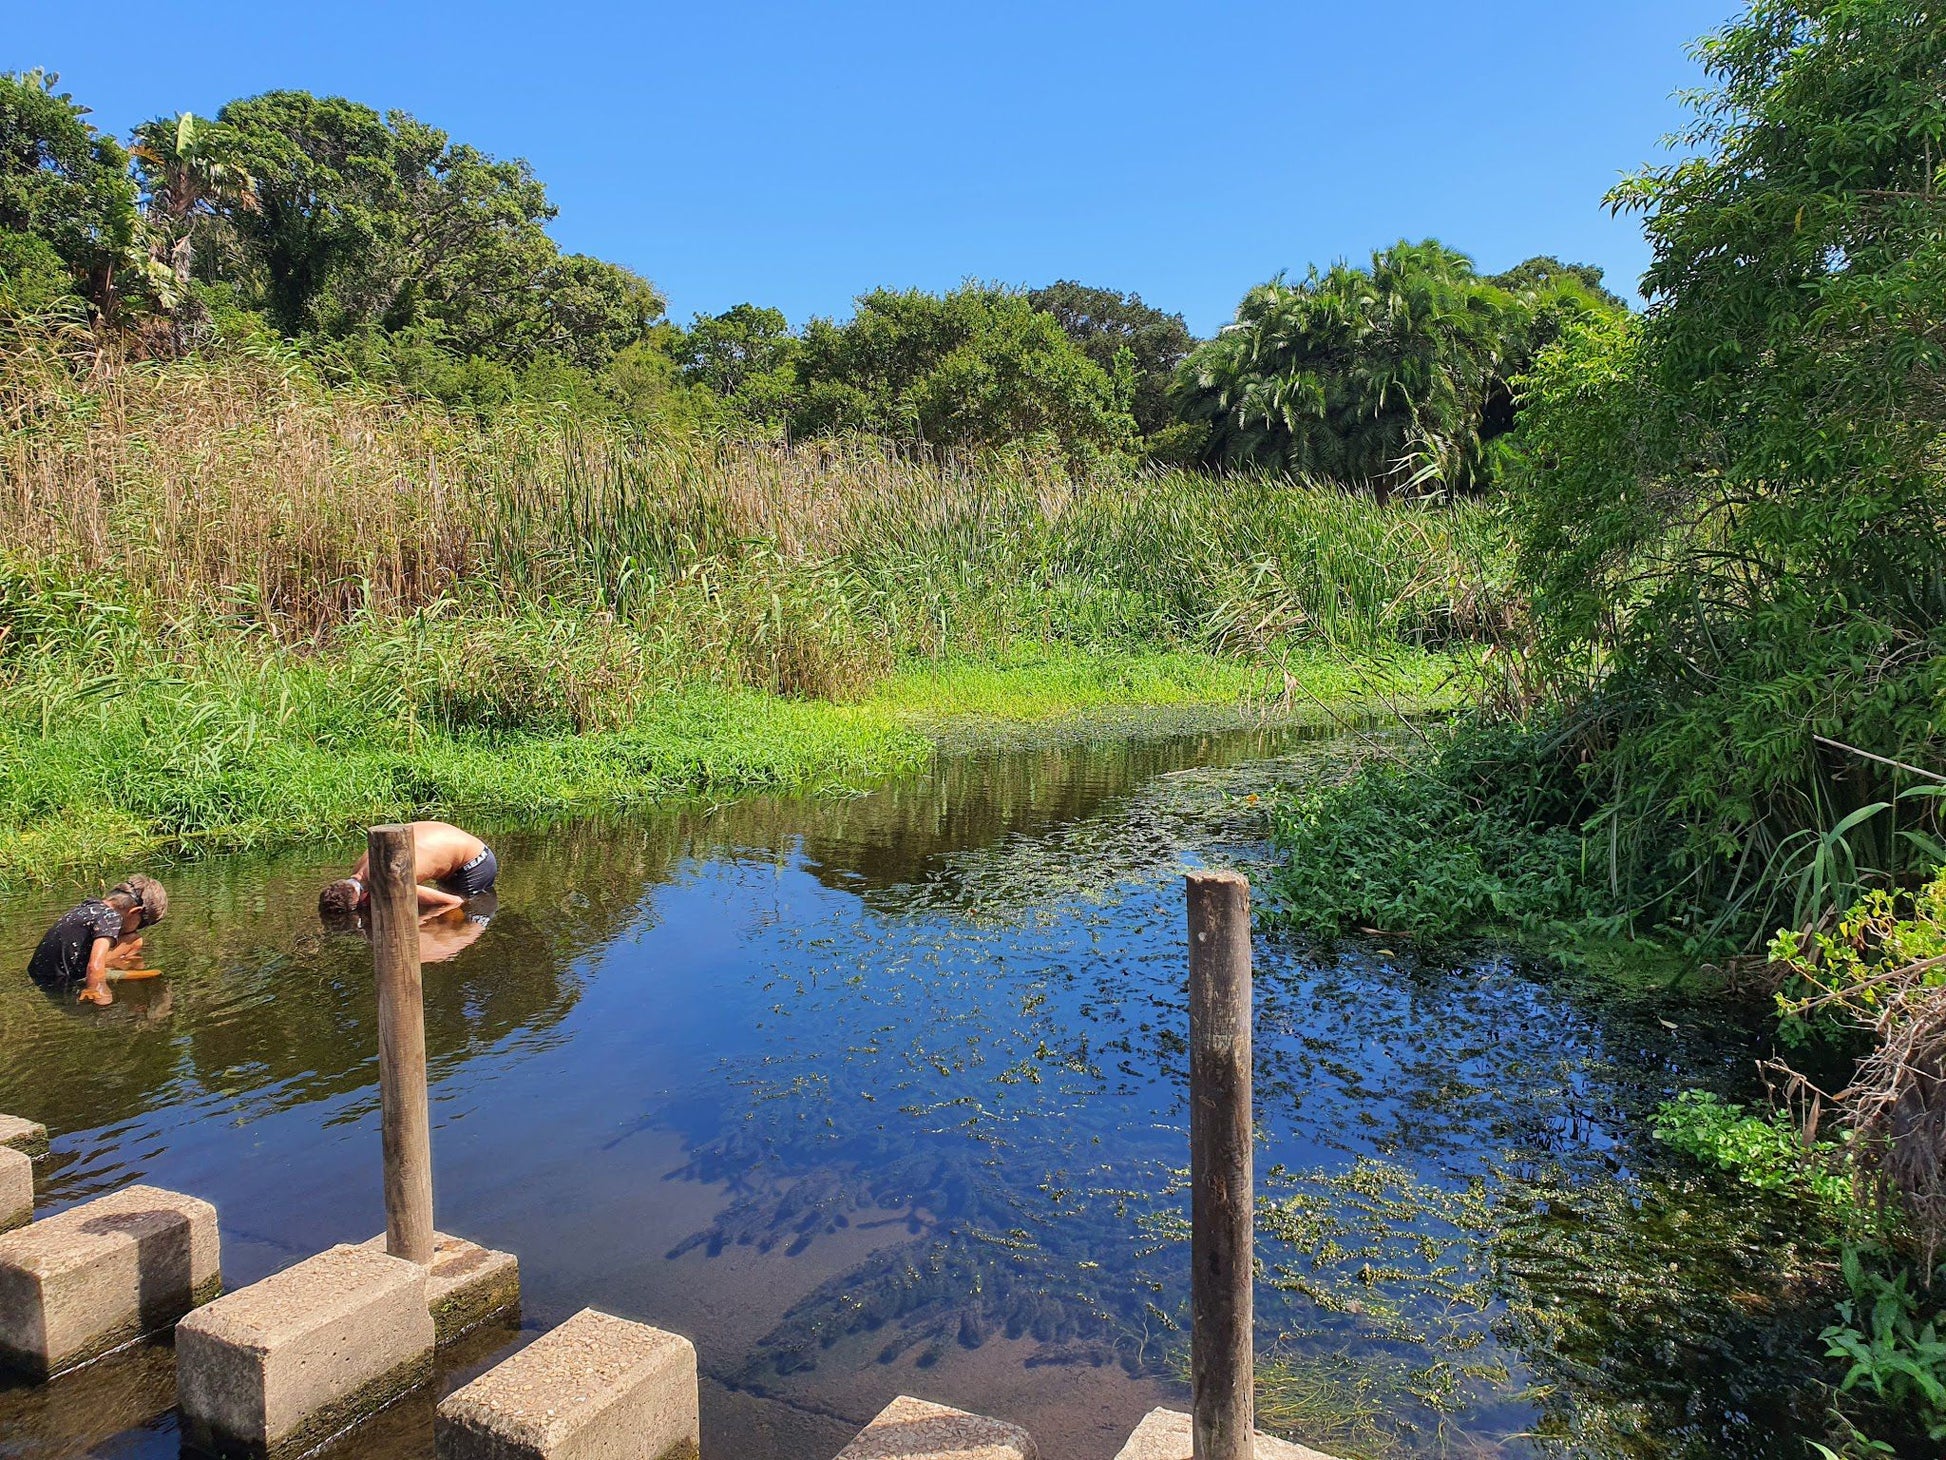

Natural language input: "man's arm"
[415,884,465,916]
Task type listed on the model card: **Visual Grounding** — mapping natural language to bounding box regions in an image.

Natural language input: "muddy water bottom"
[0,717,1827,1460]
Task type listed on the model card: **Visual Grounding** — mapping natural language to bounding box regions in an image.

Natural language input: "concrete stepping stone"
[176,1242,434,1460]
[436,1306,698,1460]
[834,1395,1039,1460]
[0,1183,220,1379]
[0,1148,29,1233]
[357,1230,519,1344]
[1113,1407,1341,1460]
[0,1113,49,1158]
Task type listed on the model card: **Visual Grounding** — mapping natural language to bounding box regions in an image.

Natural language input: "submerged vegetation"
[6,0,1946,1451]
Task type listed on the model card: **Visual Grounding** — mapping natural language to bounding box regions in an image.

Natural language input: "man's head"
[318,877,368,919]
[109,875,168,929]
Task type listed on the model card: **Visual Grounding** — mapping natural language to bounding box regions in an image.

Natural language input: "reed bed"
[0,326,1505,878]
[1,328,1508,668]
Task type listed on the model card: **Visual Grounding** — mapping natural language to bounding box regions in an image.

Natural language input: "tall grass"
[2,327,1506,663]
[0,324,1505,878]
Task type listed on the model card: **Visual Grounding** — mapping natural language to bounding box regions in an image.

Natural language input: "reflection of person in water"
[28,875,168,1007]
[415,890,497,965]
[317,821,498,921]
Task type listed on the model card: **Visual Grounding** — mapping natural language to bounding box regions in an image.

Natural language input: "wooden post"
[368,823,435,1265]
[1187,869,1253,1460]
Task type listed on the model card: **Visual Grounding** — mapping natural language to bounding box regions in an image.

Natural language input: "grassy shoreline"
[1,644,1458,887]
[3,335,1494,888]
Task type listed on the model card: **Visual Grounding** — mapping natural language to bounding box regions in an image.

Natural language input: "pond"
[0,716,1836,1460]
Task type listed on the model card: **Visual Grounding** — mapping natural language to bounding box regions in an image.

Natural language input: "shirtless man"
[28,875,168,1007]
[318,821,498,920]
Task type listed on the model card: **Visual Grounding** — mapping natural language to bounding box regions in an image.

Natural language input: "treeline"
[1,69,1619,483]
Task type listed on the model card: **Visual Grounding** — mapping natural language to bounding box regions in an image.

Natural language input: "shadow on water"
[0,714,1839,1460]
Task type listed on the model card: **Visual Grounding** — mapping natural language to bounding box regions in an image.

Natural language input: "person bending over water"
[318,821,498,920]
[28,875,168,1007]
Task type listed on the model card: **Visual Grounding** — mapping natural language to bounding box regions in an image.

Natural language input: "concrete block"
[358,1230,520,1344]
[436,1306,698,1460]
[1112,1407,1341,1460]
[0,1148,29,1233]
[176,1242,434,1460]
[835,1396,1038,1460]
[0,1113,49,1158]
[0,1183,219,1379]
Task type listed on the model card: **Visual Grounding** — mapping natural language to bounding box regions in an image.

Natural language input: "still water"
[0,720,1832,1459]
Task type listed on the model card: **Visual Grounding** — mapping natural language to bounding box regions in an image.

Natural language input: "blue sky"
[13,1,1730,335]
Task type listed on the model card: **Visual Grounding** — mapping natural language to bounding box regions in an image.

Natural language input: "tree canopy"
[207,91,662,364]
[0,70,146,318]
[1177,241,1619,496]
[1026,281,1195,439]
[788,285,1138,462]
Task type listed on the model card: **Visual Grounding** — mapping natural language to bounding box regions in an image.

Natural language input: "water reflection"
[0,717,1831,1460]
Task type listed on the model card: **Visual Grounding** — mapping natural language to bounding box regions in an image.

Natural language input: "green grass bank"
[1,332,1493,885]
[0,643,1458,885]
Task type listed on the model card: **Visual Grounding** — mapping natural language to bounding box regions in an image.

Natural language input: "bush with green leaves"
[1266,722,1608,943]
[1823,1245,1946,1450]
[1653,1089,1855,1212]
[788,283,1138,465]
[1503,0,1946,943]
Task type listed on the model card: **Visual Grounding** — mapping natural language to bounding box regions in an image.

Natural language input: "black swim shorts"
[439,846,498,897]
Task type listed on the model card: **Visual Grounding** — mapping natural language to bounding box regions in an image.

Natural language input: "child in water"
[28,875,168,1006]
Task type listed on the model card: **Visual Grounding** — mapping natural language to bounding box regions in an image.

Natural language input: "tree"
[130,111,257,287]
[1178,243,1619,495]
[0,70,146,318]
[1027,281,1194,438]
[211,91,661,367]
[1511,0,1946,935]
[211,92,399,336]
[789,284,1137,462]
[673,302,800,430]
[1487,256,1626,311]
[1176,241,1516,496]
[524,254,664,371]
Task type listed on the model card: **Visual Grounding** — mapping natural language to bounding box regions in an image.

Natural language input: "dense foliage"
[1176,240,1620,496]
[1514,0,1946,939]
[1025,280,1195,442]
[1,69,1622,480]
[0,71,149,319]
[1276,0,1945,948]
[785,284,1137,463]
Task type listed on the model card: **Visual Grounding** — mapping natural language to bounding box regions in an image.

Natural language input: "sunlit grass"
[0,327,1504,883]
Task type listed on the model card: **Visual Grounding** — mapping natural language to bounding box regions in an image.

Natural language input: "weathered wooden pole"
[1187,868,1253,1460]
[368,823,435,1264]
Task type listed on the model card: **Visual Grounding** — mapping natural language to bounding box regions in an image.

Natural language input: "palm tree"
[130,112,257,287]
[1177,240,1518,499]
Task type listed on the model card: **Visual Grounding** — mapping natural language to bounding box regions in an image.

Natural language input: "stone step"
[436,1306,698,1460]
[0,1148,30,1233]
[176,1242,434,1460]
[1113,1407,1342,1460]
[356,1230,519,1345]
[0,1183,221,1379]
[834,1395,1038,1460]
[0,1113,49,1159]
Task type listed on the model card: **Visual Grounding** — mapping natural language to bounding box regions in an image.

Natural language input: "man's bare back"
[319,821,498,921]
[351,822,487,886]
